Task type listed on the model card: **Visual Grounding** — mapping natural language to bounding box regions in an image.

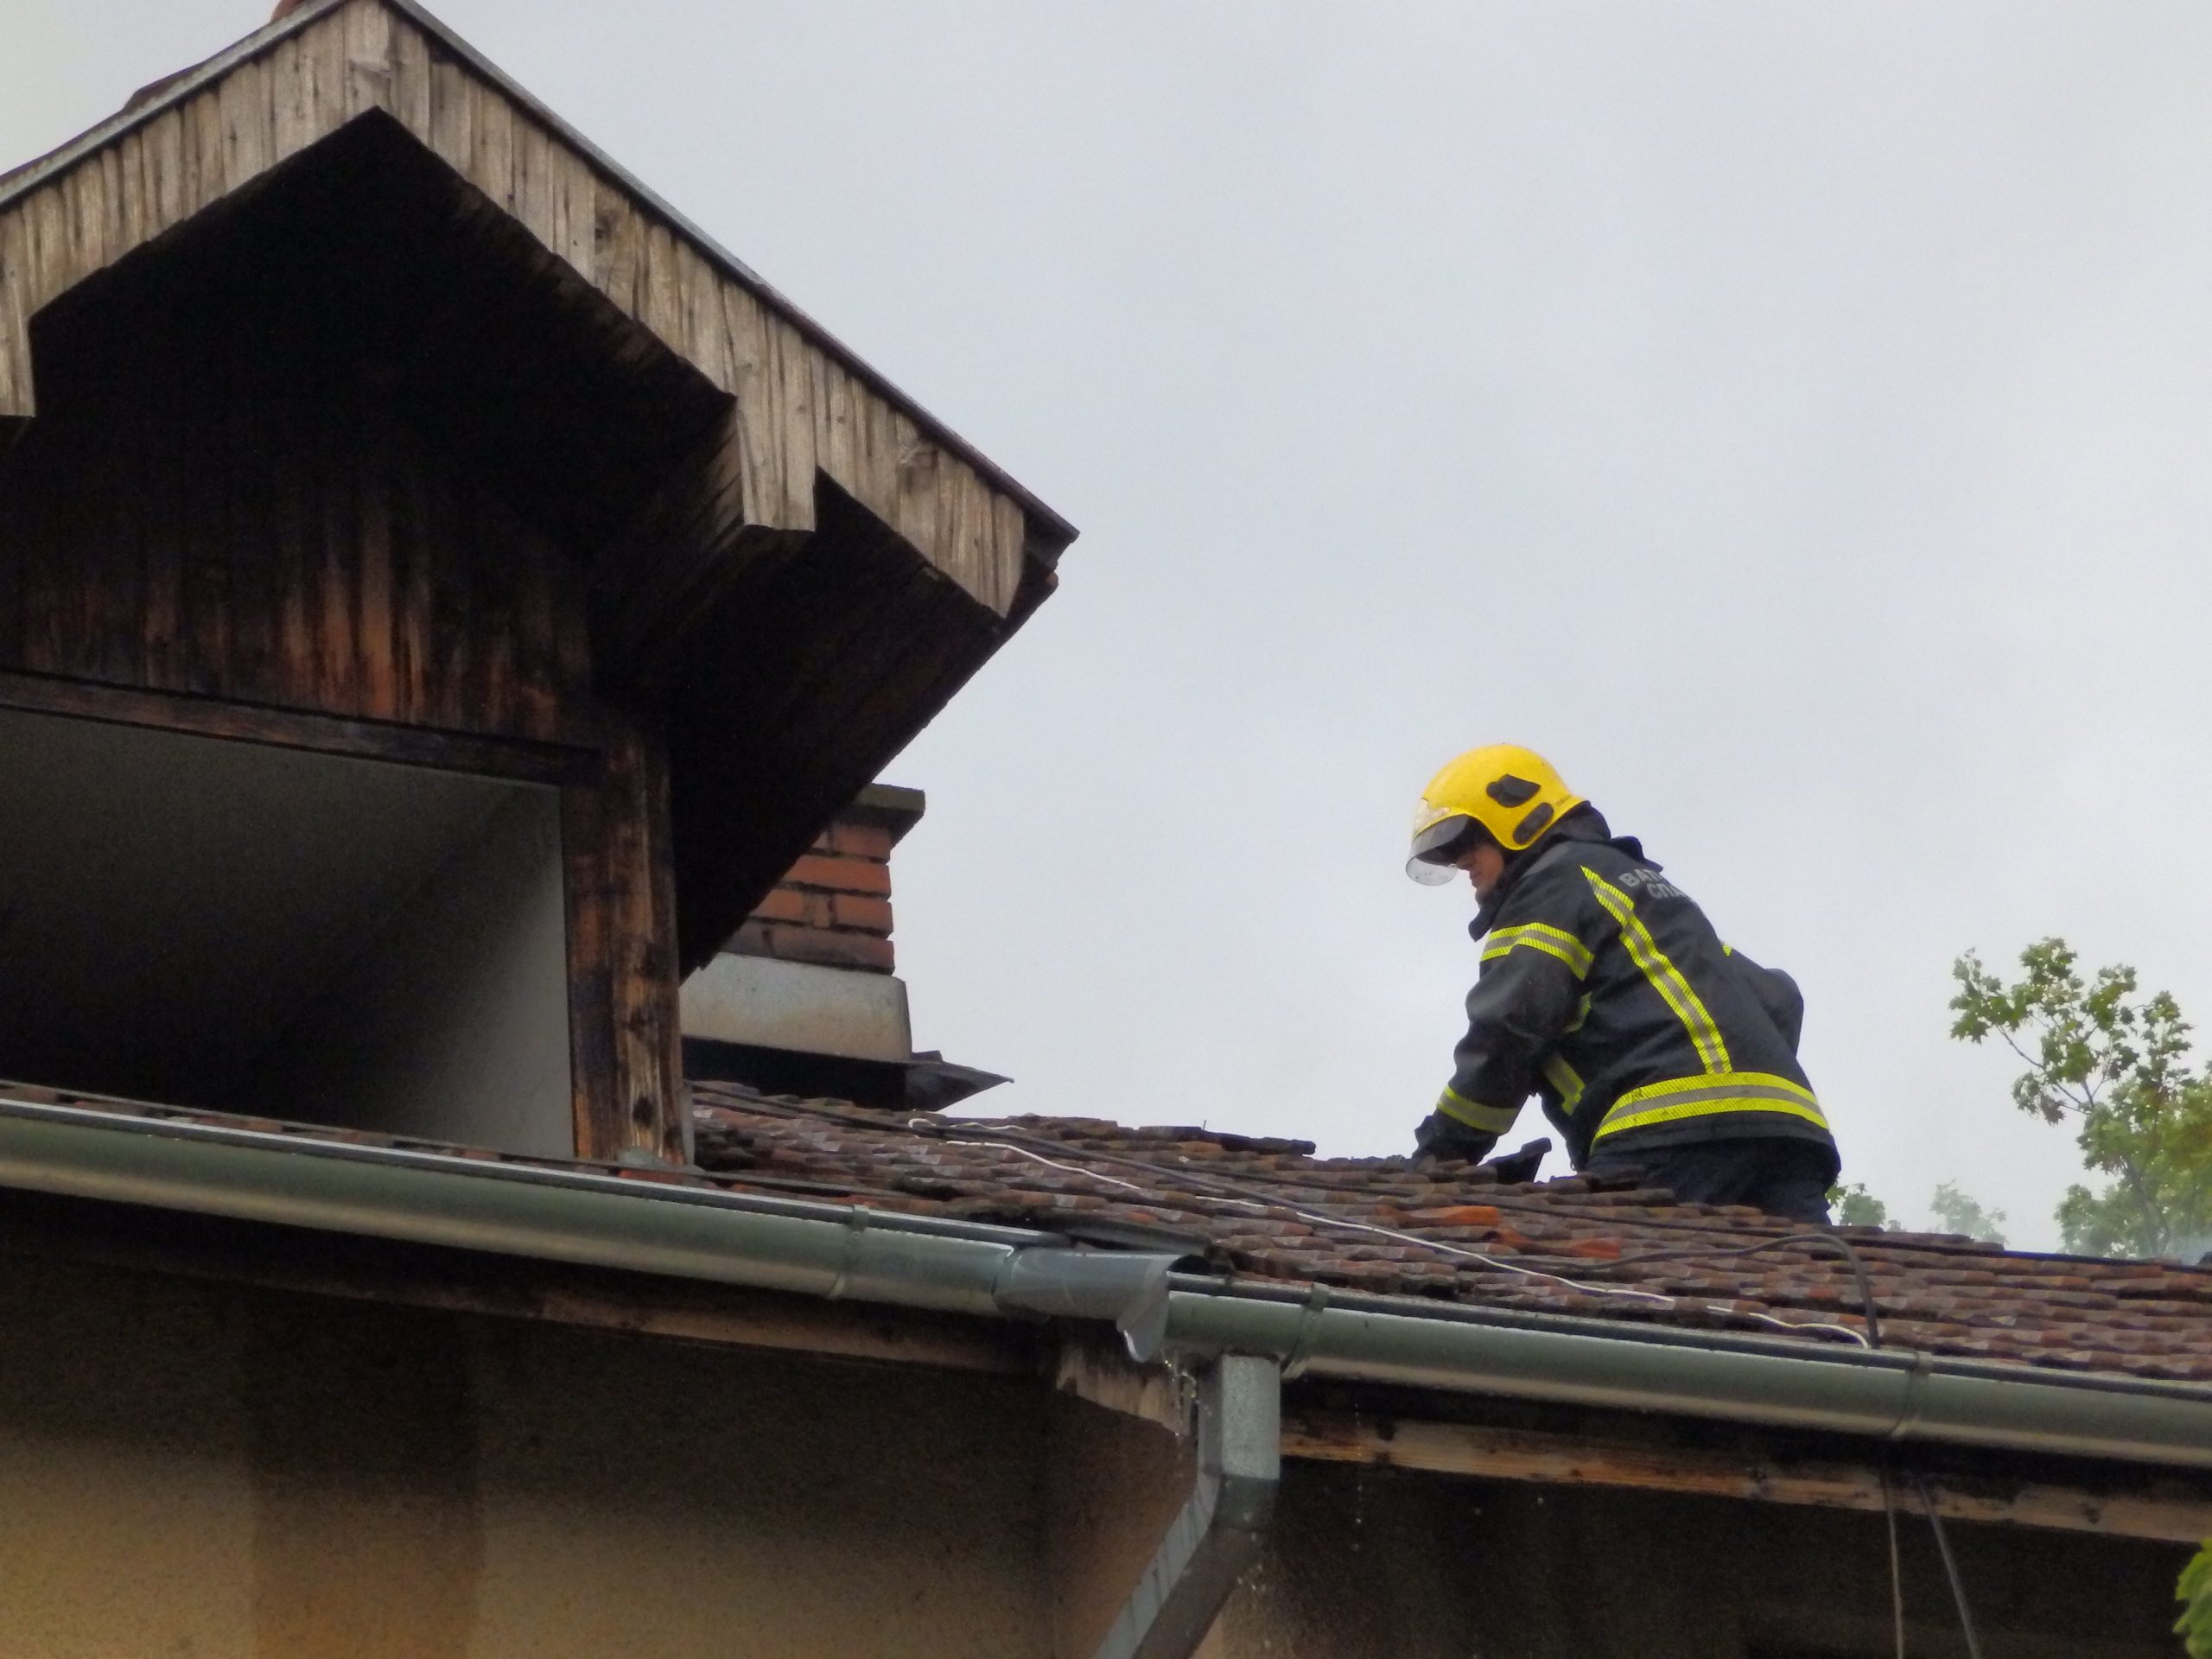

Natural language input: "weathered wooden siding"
[0,219,683,1165]
[563,724,684,1167]
[0,0,1036,615]
[0,262,592,743]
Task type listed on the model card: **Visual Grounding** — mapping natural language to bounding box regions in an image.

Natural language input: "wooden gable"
[0,0,1072,1164]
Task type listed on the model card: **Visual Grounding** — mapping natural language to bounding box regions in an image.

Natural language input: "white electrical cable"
[911,1119,1872,1350]
[965,1138,1179,1199]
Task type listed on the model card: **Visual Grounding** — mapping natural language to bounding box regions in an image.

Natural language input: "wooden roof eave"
[0,0,1076,610]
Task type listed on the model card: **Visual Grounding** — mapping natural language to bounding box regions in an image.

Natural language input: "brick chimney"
[721,787,914,974]
[679,785,1003,1112]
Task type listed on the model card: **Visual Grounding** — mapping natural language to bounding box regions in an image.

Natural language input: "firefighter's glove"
[1412,1109,1495,1166]
[1480,1137,1553,1186]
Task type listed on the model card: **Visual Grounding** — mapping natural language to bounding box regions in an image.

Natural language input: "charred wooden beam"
[563,725,684,1166]
[0,666,594,781]
[1283,1408,2212,1545]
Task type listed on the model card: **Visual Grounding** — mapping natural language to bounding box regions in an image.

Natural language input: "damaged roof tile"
[689,1083,2212,1385]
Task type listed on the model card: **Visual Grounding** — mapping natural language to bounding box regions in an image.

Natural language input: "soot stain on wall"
[245,1292,484,1659]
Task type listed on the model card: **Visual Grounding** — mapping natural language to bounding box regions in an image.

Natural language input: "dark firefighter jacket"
[1426,810,1839,1177]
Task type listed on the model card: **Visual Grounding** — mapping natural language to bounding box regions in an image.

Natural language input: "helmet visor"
[1406,814,1478,885]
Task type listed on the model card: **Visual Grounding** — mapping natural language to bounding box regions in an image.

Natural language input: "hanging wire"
[1878,1465,1907,1659]
[1911,1473,1986,1659]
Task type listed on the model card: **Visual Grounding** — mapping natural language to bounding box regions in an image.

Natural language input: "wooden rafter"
[1283,1408,2212,1546]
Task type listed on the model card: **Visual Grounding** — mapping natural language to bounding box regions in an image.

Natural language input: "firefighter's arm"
[1420,906,1591,1159]
[1727,946,1805,1052]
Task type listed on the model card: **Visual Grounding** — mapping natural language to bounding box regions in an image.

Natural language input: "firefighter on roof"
[1407,744,1840,1224]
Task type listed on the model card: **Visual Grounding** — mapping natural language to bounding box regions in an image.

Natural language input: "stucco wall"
[0,1251,2191,1659]
[1043,1390,1198,1658]
[0,1255,1052,1659]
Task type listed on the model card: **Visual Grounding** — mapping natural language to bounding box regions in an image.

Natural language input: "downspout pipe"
[1092,1356,1281,1659]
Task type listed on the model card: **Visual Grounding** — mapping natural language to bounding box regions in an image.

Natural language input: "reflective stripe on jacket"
[1431,810,1839,1176]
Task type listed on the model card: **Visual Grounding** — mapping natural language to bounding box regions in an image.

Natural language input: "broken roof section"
[0,0,1075,967]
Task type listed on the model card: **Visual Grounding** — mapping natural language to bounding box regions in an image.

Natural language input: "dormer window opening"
[0,708,573,1155]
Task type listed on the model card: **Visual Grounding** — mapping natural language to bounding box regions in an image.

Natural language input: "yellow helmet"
[1407,744,1585,884]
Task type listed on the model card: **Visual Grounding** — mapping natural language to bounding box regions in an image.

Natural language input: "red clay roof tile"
[686,1081,2212,1386]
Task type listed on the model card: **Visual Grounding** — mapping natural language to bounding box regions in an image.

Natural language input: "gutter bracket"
[1093,1354,1281,1659]
[1889,1348,1932,1441]
[825,1206,872,1300]
[1281,1282,1331,1382]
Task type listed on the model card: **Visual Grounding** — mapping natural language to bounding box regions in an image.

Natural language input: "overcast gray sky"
[11,1,2212,1249]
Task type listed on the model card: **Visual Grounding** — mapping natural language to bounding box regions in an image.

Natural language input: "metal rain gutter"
[1145,1277,2212,1471]
[0,1094,1122,1323]
[4,1095,2212,1472]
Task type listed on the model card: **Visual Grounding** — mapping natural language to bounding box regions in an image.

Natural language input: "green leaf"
[2177,1541,2212,1659]
[1830,1182,1897,1230]
[1928,1182,2006,1246]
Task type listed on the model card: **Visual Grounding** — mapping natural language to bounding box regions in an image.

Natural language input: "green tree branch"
[1950,939,2212,1260]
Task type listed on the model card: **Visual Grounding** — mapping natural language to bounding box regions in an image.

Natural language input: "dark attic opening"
[0,707,571,1153]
